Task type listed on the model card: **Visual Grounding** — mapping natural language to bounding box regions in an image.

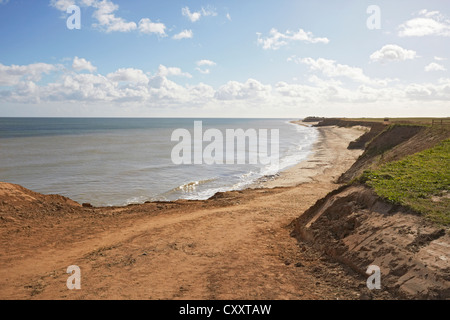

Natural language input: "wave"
[157,178,218,199]
[158,121,319,202]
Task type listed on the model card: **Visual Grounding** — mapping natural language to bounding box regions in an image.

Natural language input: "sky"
[0,0,449,118]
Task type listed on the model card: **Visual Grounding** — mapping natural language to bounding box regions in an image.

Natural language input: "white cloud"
[401,78,450,101]
[196,60,216,67]
[196,68,210,75]
[214,79,272,100]
[91,0,136,32]
[187,82,215,101]
[156,65,192,78]
[370,44,418,63]
[434,56,447,61]
[46,73,120,102]
[182,6,217,22]
[51,0,137,32]
[138,18,166,36]
[195,60,216,75]
[398,9,450,37]
[50,1,228,40]
[201,7,217,17]
[50,0,75,11]
[293,57,372,84]
[257,28,329,50]
[172,29,193,40]
[226,13,232,21]
[182,6,201,22]
[72,57,97,73]
[0,62,57,86]
[275,81,323,103]
[51,0,164,34]
[1,59,449,116]
[107,68,149,83]
[425,62,446,72]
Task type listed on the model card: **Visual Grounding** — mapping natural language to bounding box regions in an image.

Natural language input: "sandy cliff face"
[292,121,450,299]
[292,184,449,299]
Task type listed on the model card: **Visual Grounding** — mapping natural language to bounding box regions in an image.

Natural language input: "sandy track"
[0,125,376,300]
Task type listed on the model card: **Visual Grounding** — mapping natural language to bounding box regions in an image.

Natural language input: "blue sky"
[0,0,449,117]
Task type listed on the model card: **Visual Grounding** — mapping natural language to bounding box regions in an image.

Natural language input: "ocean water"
[0,118,318,206]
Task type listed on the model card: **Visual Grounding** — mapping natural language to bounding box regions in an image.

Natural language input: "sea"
[0,118,319,206]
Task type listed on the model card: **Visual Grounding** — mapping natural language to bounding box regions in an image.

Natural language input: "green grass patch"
[360,139,450,225]
[343,117,450,127]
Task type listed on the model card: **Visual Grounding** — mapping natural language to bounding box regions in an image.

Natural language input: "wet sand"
[254,121,366,188]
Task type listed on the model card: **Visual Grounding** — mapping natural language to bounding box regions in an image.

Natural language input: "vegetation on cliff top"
[360,139,450,225]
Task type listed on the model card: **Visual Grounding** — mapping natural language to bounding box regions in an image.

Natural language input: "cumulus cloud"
[156,65,192,78]
[257,28,329,50]
[107,68,149,83]
[50,0,137,32]
[182,6,217,22]
[370,44,418,63]
[181,7,201,22]
[0,62,57,86]
[425,62,446,72]
[51,0,170,35]
[45,73,120,102]
[172,29,193,40]
[195,60,216,74]
[195,68,210,75]
[72,57,97,73]
[91,0,136,32]
[196,60,216,67]
[50,0,75,11]
[275,81,324,103]
[138,18,166,36]
[398,9,450,37]
[214,79,272,100]
[291,57,373,84]
[1,59,450,115]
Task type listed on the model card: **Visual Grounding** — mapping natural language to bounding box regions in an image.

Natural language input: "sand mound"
[0,182,81,219]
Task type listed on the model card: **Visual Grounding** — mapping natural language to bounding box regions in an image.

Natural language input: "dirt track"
[1,126,393,300]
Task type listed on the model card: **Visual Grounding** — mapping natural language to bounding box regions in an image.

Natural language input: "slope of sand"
[0,124,384,300]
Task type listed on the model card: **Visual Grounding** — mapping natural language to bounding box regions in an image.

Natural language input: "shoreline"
[0,120,365,209]
[0,121,370,300]
[251,121,366,190]
[94,121,365,206]
[0,119,447,300]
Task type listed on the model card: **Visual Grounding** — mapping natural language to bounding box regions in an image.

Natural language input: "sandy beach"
[0,123,375,300]
[255,122,367,188]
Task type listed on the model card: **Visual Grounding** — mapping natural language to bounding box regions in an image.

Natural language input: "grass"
[342,117,450,127]
[360,139,450,225]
